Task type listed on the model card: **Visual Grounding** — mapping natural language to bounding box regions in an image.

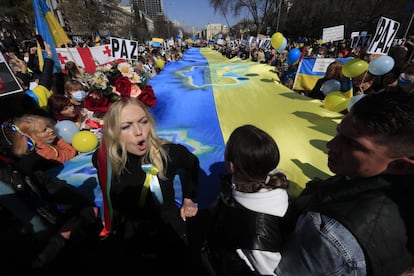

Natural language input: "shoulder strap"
[96,138,112,236]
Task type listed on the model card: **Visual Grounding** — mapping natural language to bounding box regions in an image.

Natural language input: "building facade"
[133,0,163,20]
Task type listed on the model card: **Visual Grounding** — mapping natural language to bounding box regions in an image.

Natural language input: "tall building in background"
[133,0,163,20]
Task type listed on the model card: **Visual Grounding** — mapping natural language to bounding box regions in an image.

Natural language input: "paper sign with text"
[110,37,139,60]
[367,17,400,54]
[0,52,24,97]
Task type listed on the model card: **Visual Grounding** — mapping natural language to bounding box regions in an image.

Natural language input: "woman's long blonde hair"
[102,98,169,179]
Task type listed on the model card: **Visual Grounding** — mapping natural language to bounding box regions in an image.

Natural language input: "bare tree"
[0,0,34,40]
[60,0,112,37]
[284,0,412,38]
[209,0,277,35]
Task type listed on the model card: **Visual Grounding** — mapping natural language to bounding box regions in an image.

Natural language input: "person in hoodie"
[207,124,289,276]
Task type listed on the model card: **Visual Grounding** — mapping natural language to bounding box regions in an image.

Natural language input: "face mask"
[72,90,86,101]
[23,56,29,63]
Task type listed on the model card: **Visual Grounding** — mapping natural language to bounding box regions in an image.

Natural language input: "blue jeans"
[275,212,367,275]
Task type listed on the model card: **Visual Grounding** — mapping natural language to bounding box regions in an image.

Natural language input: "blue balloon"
[55,120,80,144]
[276,37,287,53]
[368,55,395,75]
[321,80,341,96]
[287,48,301,65]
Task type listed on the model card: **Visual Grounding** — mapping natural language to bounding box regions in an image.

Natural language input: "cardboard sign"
[350,35,372,49]
[110,37,139,60]
[313,58,336,73]
[367,17,400,54]
[322,25,344,43]
[0,52,24,97]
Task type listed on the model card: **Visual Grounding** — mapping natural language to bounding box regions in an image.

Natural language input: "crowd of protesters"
[2,27,414,276]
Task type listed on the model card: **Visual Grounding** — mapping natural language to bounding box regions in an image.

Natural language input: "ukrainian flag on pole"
[32,0,71,73]
[293,57,353,94]
[95,32,102,46]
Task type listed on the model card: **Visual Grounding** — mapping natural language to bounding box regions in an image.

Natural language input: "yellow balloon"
[71,130,99,153]
[271,32,284,49]
[342,59,369,78]
[324,91,350,113]
[156,58,165,70]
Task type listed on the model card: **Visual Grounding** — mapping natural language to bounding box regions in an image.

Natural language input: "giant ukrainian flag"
[150,48,344,207]
[49,48,346,211]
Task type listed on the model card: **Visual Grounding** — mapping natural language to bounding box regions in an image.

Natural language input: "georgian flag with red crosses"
[56,45,115,74]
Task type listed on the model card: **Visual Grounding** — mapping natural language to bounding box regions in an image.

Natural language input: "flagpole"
[404,12,414,39]
[46,3,88,80]
[276,0,282,32]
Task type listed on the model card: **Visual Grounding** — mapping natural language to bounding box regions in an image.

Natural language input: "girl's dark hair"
[225,124,288,193]
[47,94,71,118]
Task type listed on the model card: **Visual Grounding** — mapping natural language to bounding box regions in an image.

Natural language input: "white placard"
[322,25,344,43]
[367,17,400,54]
[110,37,139,60]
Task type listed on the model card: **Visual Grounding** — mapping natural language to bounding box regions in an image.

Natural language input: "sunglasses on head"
[9,124,36,151]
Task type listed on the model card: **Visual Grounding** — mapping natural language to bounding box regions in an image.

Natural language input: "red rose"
[114,75,131,98]
[84,91,112,113]
[138,85,156,107]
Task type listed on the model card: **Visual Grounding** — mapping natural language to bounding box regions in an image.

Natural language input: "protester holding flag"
[307,61,347,100]
[0,41,54,124]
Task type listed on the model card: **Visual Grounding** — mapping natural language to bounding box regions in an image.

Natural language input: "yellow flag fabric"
[33,84,52,109]
[152,37,164,43]
[44,13,70,47]
[33,0,71,73]
[50,48,346,210]
[201,49,343,196]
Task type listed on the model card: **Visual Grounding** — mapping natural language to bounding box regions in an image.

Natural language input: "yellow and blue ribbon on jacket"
[139,164,162,207]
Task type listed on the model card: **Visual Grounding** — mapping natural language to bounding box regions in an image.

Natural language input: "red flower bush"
[138,85,156,107]
[84,60,157,113]
[83,90,113,113]
[114,75,132,98]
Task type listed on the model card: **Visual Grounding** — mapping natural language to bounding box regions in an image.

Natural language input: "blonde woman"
[92,97,200,275]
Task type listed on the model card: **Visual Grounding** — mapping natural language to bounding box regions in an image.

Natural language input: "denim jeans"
[275,212,367,275]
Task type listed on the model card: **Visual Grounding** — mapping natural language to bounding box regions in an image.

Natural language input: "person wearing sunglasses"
[0,121,103,273]
[10,114,76,165]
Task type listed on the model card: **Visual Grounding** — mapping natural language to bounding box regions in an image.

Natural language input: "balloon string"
[357,71,368,94]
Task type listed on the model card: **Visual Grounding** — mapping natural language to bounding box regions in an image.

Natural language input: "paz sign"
[367,17,400,54]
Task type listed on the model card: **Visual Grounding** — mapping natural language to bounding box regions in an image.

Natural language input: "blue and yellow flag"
[32,0,71,73]
[95,32,102,46]
[149,48,345,207]
[293,57,353,97]
[48,48,346,211]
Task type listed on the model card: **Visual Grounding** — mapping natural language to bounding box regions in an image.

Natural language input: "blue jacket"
[276,175,414,276]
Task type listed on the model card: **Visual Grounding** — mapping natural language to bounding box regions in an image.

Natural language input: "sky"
[121,0,248,32]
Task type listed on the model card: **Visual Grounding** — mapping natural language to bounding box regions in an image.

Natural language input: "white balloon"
[368,55,395,75]
[54,120,80,144]
[321,79,341,96]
